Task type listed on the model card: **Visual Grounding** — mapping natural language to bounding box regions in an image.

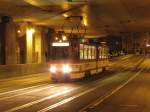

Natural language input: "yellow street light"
[63,14,69,18]
[31,28,35,33]
[17,30,21,34]
[83,18,88,26]
[62,35,67,41]
[55,37,58,41]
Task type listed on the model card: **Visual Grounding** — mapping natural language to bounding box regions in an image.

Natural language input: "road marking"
[36,71,131,112]
[0,84,47,96]
[5,87,80,112]
[79,68,143,112]
[4,72,111,112]
[38,85,104,112]
[6,81,107,112]
[5,58,144,112]
[120,105,138,107]
[0,85,55,101]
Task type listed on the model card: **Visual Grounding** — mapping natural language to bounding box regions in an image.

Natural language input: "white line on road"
[38,83,106,112]
[6,81,107,112]
[120,104,138,107]
[5,87,80,112]
[79,68,143,112]
[0,85,55,101]
[0,84,47,96]
[4,59,144,112]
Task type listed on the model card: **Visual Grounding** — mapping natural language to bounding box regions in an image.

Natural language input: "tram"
[48,37,109,81]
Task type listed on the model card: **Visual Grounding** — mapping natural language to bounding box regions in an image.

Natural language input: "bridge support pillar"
[0,16,17,64]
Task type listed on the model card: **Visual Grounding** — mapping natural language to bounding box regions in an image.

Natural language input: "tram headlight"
[49,66,57,73]
[62,65,72,73]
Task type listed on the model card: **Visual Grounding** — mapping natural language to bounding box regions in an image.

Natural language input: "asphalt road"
[0,55,147,112]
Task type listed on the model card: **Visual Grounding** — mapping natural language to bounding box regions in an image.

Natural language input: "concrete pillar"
[34,27,42,63]
[0,18,6,64]
[26,27,34,63]
[0,16,17,65]
[41,28,47,63]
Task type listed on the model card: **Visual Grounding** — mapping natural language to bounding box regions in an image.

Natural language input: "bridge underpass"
[0,0,149,112]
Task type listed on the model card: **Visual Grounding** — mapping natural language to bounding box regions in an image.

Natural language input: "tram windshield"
[50,47,70,60]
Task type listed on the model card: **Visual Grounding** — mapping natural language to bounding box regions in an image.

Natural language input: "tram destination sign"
[52,42,70,47]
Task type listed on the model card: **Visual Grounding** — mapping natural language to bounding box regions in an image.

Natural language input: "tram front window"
[51,47,69,60]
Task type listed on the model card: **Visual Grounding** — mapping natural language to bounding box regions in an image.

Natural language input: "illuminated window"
[92,46,96,59]
[84,45,88,59]
[88,46,92,59]
[99,47,102,59]
[80,44,84,59]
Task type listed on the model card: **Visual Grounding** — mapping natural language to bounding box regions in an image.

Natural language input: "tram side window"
[99,47,107,59]
[99,47,101,59]
[80,45,96,60]
[91,46,96,59]
[88,46,92,59]
[94,47,96,59]
[100,47,103,59]
[91,46,93,59]
[80,44,84,59]
[104,48,108,59]
[104,48,106,59]
[102,48,105,59]
[98,46,109,59]
[84,45,88,59]
[102,47,108,59]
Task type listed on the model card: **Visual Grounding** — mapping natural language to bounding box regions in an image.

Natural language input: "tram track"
[3,71,120,112]
[0,85,55,101]
[4,74,139,111]
[3,70,132,112]
[79,68,144,112]
[0,57,134,100]
[36,58,144,112]
[0,56,144,112]
[0,84,47,96]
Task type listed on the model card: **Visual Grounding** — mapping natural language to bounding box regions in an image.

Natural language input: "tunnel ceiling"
[0,0,150,37]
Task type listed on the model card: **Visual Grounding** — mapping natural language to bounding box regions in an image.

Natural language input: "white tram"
[48,38,109,81]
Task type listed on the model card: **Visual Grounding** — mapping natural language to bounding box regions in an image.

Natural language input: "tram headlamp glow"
[49,66,57,73]
[62,65,72,73]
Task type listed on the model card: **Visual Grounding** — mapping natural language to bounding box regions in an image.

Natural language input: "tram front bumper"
[51,72,73,81]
